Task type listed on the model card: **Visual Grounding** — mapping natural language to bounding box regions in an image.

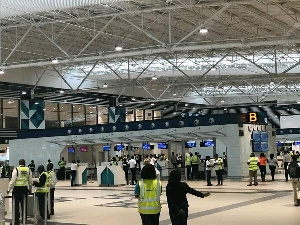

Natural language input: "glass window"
[3,99,18,129]
[154,111,162,120]
[98,106,108,124]
[86,105,97,125]
[126,109,134,122]
[135,109,144,121]
[45,102,59,129]
[73,105,85,126]
[145,110,153,120]
[59,103,72,127]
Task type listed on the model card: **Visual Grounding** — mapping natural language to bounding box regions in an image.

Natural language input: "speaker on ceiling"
[239,130,244,136]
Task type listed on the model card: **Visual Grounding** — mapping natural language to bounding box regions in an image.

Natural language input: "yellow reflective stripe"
[139,206,161,210]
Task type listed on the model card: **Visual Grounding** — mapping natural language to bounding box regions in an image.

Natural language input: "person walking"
[34,165,50,220]
[288,155,300,206]
[205,156,214,186]
[122,157,129,185]
[7,159,33,225]
[70,160,78,186]
[28,160,35,173]
[185,153,192,180]
[129,156,137,185]
[214,154,224,186]
[166,170,210,225]
[259,153,267,182]
[283,151,292,181]
[58,157,66,180]
[247,153,259,186]
[191,153,199,180]
[135,164,162,225]
[268,154,278,181]
[47,163,57,215]
[171,152,177,169]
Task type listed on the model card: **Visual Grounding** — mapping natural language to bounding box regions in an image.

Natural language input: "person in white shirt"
[128,156,137,185]
[70,160,78,186]
[47,163,57,215]
[150,155,157,166]
[268,154,278,181]
[205,156,214,186]
[283,151,292,181]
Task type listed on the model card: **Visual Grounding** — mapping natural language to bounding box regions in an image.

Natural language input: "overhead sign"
[240,112,267,124]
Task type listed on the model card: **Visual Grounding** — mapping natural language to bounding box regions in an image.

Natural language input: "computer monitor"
[80,146,88,152]
[142,143,150,150]
[68,147,75,153]
[103,145,111,151]
[158,142,168,149]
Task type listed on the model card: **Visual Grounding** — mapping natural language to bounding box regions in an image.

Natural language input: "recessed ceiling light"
[96,98,100,101]
[8,101,12,104]
[262,95,266,99]
[185,103,189,107]
[297,101,300,104]
[221,100,225,103]
[119,104,123,107]
[43,109,46,111]
[152,76,158,80]
[103,83,108,88]
[199,28,208,34]
[151,103,155,106]
[35,102,38,105]
[172,92,177,96]
[115,46,123,51]
[259,105,262,107]
[0,69,4,75]
[211,67,217,71]
[132,97,136,101]
[21,91,26,95]
[51,58,59,64]
[59,90,64,93]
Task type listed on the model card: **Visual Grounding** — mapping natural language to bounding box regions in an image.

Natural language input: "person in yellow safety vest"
[47,163,57,215]
[191,152,199,180]
[247,153,260,186]
[110,157,118,166]
[214,154,224,186]
[34,165,50,220]
[116,155,120,162]
[185,153,192,180]
[7,159,33,225]
[135,164,162,225]
[58,157,66,180]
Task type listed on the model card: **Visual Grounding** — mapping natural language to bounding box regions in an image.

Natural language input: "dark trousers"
[284,162,290,181]
[172,163,178,169]
[269,165,276,181]
[191,164,198,179]
[140,213,160,225]
[13,194,27,224]
[71,170,76,186]
[206,170,212,185]
[124,169,129,185]
[259,165,266,181]
[216,169,223,185]
[130,168,137,185]
[186,165,191,180]
[37,193,50,220]
[58,168,65,180]
[50,188,55,214]
[170,211,188,225]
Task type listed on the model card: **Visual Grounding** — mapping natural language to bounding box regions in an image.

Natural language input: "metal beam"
[76,61,98,90]
[102,61,125,81]
[163,57,192,80]
[52,66,74,90]
[33,67,48,91]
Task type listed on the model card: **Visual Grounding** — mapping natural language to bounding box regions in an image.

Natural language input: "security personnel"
[214,154,224,185]
[191,152,199,180]
[7,159,32,225]
[58,157,66,180]
[185,153,192,180]
[110,157,118,166]
[247,153,259,186]
[34,165,50,220]
[47,163,57,215]
[135,164,162,224]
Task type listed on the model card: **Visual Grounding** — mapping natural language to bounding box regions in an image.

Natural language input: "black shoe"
[50,212,54,215]
[207,184,213,186]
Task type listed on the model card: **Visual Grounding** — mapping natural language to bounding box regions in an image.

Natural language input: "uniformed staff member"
[191,152,199,180]
[58,157,66,180]
[7,159,33,225]
[34,165,50,220]
[247,153,259,186]
[135,164,162,225]
[47,163,57,215]
[185,153,192,180]
[214,154,224,186]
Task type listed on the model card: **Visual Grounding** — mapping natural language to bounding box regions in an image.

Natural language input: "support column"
[108,97,126,123]
[213,138,217,156]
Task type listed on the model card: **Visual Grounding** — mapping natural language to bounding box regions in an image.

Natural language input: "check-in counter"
[75,165,88,185]
[97,164,125,186]
[156,161,169,178]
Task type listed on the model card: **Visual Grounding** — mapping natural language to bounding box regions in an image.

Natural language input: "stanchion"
[44,193,47,225]
[22,195,26,225]
[33,193,37,225]
[12,195,15,225]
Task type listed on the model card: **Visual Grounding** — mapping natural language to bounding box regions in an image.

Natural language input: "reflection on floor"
[5,173,300,225]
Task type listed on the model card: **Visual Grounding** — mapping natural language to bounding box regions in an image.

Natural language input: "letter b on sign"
[249,113,257,122]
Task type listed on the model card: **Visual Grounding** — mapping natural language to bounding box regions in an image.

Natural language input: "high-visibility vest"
[249,157,258,171]
[15,166,29,187]
[36,172,50,193]
[47,170,55,188]
[216,158,223,170]
[110,161,117,166]
[59,161,66,168]
[297,156,300,162]
[191,155,198,164]
[186,156,191,166]
[138,179,161,215]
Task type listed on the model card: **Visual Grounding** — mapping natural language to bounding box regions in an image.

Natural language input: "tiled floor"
[5,173,300,225]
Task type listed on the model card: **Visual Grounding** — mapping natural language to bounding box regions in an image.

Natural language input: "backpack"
[289,162,300,178]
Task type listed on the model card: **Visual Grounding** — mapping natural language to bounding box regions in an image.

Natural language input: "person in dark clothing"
[70,160,78,186]
[28,160,35,173]
[34,165,50,220]
[122,157,129,185]
[166,170,210,225]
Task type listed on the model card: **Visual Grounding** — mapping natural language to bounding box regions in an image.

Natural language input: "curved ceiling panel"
[0,0,122,18]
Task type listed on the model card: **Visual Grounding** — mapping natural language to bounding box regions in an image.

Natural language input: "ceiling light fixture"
[96,98,100,101]
[115,46,123,51]
[172,92,177,96]
[103,83,108,88]
[59,90,64,93]
[0,69,4,75]
[221,100,225,103]
[119,104,123,107]
[21,91,26,95]
[132,97,136,101]
[35,102,39,105]
[152,76,158,80]
[151,103,155,106]
[51,58,59,64]
[262,95,266,99]
[199,28,208,34]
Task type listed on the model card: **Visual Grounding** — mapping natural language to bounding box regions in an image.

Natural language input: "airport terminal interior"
[0,0,300,224]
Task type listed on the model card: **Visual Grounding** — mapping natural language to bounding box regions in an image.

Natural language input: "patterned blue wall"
[20,100,45,129]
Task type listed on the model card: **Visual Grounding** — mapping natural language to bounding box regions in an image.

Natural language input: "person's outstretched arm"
[185,183,210,198]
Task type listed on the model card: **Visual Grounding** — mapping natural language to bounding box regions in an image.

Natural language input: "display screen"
[103,145,111,151]
[204,140,214,147]
[116,144,125,151]
[276,141,282,146]
[158,142,167,149]
[253,142,261,152]
[185,141,196,148]
[260,132,268,142]
[260,142,269,151]
[68,147,75,153]
[295,141,300,146]
[142,143,150,150]
[80,146,88,152]
[252,131,261,141]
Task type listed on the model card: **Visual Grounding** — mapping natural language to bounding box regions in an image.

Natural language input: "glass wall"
[59,103,72,127]
[73,105,85,126]
[136,109,144,121]
[3,99,18,129]
[45,102,59,129]
[86,106,97,125]
[98,106,108,124]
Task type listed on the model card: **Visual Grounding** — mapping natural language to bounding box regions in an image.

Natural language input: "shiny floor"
[5,173,300,225]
